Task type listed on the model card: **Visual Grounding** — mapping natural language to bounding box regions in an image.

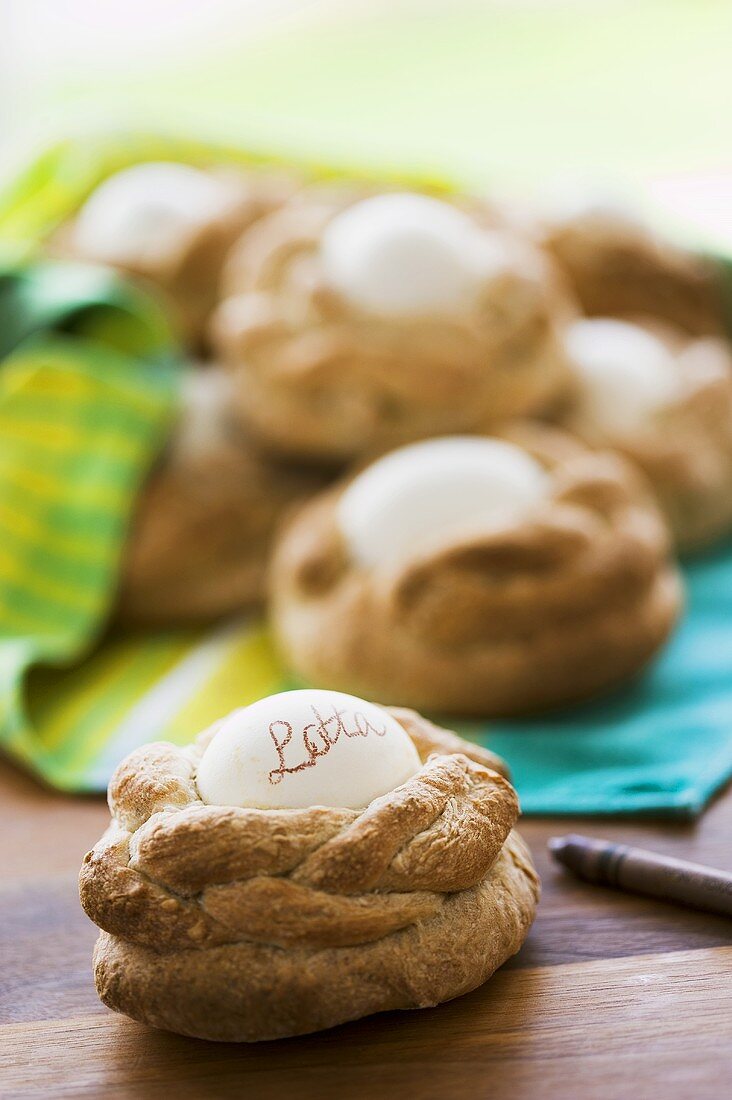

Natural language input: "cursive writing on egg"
[268,703,387,784]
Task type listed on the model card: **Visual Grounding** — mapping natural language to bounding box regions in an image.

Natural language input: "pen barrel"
[567,837,732,918]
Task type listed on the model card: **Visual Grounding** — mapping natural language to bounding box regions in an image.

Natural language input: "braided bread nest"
[271,424,683,715]
[80,709,538,1042]
[115,371,325,626]
[540,204,725,337]
[64,168,296,349]
[211,190,574,462]
[564,334,732,554]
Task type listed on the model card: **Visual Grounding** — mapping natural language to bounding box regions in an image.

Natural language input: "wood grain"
[2,950,730,1099]
[1,756,731,1098]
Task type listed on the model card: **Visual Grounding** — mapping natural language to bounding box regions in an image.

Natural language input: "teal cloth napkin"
[466,542,732,816]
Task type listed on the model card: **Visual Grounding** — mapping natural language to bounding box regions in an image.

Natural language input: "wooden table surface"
[1,757,730,1100]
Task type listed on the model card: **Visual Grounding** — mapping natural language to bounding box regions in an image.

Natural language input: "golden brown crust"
[564,334,732,553]
[114,371,327,626]
[270,423,683,715]
[541,206,725,337]
[211,189,575,462]
[91,830,537,1042]
[80,713,538,1041]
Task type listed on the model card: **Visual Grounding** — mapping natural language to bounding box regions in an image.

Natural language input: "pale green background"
[3,0,732,199]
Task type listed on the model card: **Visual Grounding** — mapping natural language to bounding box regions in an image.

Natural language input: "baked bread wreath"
[211,188,574,463]
[270,425,683,715]
[116,369,326,626]
[62,162,297,349]
[563,318,732,554]
[540,200,725,337]
[79,699,539,1042]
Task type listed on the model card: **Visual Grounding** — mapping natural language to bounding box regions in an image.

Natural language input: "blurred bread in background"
[43,162,732,710]
[211,188,577,463]
[539,197,726,337]
[115,367,328,627]
[562,317,732,552]
[270,424,682,715]
[58,162,299,350]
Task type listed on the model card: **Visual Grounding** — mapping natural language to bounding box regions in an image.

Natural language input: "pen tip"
[547,835,565,855]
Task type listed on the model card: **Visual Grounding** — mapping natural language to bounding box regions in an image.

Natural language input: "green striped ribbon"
[0,254,190,788]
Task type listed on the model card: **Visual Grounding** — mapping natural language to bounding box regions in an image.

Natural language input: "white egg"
[72,162,233,265]
[566,318,679,435]
[195,689,421,810]
[320,192,506,315]
[337,436,549,569]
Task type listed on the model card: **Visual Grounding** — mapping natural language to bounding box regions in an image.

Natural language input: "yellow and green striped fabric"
[24,621,288,791]
[0,319,186,788]
[0,131,439,792]
[0,317,294,789]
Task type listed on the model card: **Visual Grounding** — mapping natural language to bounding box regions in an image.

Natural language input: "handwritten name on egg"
[268,703,387,784]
